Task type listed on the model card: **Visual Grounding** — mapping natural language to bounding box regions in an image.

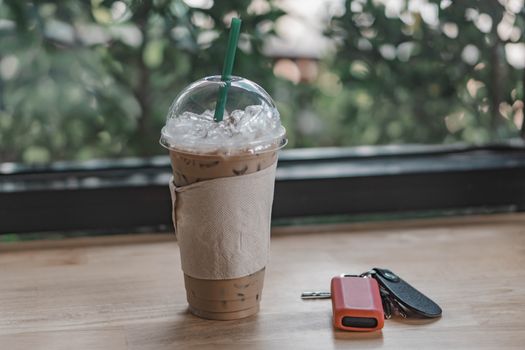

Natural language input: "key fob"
[372,268,442,318]
[331,276,384,331]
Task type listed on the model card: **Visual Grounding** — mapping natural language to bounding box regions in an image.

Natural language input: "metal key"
[301,291,332,299]
[379,288,393,319]
[300,274,371,299]
[301,270,372,299]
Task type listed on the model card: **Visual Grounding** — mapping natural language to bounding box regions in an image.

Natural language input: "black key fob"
[372,268,442,318]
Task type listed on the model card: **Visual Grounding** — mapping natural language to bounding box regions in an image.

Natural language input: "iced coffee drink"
[160,75,286,320]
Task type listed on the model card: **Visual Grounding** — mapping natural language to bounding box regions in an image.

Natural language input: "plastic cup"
[160,76,286,320]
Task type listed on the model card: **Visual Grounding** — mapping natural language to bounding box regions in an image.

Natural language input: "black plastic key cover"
[372,268,442,318]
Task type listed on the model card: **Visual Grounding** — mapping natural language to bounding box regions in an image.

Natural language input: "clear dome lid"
[160,75,286,155]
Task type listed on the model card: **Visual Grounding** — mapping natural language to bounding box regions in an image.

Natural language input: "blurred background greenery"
[0,0,524,164]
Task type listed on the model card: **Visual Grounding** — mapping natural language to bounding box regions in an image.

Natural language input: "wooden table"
[1,214,524,349]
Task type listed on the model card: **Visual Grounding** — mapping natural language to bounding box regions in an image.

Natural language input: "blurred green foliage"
[0,0,284,162]
[0,0,523,164]
[318,0,524,146]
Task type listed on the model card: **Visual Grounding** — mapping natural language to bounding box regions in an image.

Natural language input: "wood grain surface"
[1,214,524,349]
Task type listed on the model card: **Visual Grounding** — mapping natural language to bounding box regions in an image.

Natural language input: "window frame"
[1,141,525,235]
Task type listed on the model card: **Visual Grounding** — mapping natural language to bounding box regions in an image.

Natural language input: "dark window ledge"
[1,141,525,234]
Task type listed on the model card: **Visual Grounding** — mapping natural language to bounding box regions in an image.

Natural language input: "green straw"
[214,17,242,122]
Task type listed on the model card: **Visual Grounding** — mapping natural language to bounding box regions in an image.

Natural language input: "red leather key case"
[331,276,384,331]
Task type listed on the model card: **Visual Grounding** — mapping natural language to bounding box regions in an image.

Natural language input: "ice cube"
[161,104,285,154]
